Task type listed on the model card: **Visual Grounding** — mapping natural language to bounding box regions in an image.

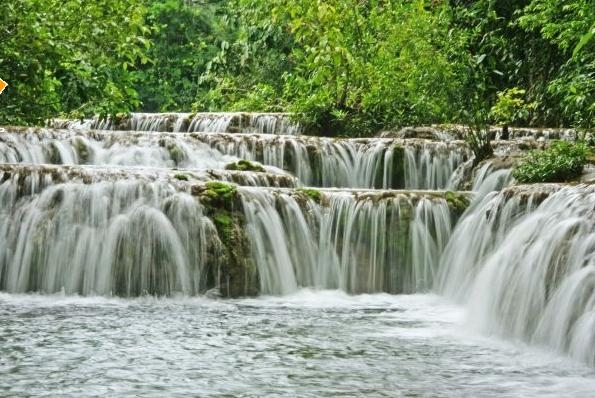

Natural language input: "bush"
[513,141,591,183]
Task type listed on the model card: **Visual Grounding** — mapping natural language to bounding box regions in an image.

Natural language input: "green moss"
[297,188,322,203]
[445,191,470,215]
[225,159,265,172]
[198,181,239,213]
[205,181,237,200]
[212,212,234,247]
[174,173,189,181]
[206,208,259,298]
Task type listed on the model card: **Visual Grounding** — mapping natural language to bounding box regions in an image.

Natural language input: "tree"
[0,0,149,125]
[134,0,225,111]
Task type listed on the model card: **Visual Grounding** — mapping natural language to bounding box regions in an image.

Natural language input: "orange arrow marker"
[0,78,7,94]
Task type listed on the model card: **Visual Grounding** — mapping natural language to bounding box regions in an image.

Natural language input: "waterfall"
[49,112,302,135]
[239,188,457,295]
[6,114,595,371]
[0,127,238,169]
[5,127,476,190]
[437,184,595,365]
[129,112,192,132]
[403,141,469,190]
[191,133,403,188]
[0,174,221,296]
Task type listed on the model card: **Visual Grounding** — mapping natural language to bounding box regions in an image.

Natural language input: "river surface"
[1,290,594,397]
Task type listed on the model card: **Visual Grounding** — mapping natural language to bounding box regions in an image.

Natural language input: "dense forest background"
[1,0,593,135]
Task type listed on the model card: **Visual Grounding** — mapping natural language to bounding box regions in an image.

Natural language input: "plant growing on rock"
[513,140,591,183]
[225,160,265,172]
[459,108,494,167]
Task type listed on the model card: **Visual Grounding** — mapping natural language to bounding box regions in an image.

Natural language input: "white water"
[404,142,468,190]
[192,133,469,189]
[3,115,595,382]
[0,128,238,170]
[240,188,455,295]
[191,133,401,188]
[2,128,470,189]
[1,291,594,397]
[438,185,595,366]
[49,112,303,135]
[0,177,220,296]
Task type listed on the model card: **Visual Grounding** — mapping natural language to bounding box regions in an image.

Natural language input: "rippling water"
[1,291,594,397]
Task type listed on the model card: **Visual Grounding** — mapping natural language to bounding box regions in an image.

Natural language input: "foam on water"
[1,290,595,397]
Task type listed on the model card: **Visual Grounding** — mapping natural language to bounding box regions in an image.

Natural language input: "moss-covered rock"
[225,159,265,172]
[174,173,189,181]
[209,211,258,298]
[296,188,323,204]
[200,181,238,209]
[445,191,470,216]
[195,181,259,297]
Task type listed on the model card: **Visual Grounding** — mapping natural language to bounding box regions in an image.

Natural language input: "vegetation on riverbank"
[513,140,591,183]
[2,0,593,135]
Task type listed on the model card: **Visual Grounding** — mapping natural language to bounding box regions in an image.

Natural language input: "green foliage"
[205,0,466,136]
[518,0,595,128]
[193,0,292,112]
[134,0,225,111]
[490,87,537,126]
[2,0,592,131]
[513,140,591,183]
[225,160,265,172]
[0,0,149,125]
[457,104,494,166]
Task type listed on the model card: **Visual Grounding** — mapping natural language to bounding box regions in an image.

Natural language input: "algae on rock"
[296,188,323,204]
[225,159,265,172]
[195,181,259,297]
[444,191,470,216]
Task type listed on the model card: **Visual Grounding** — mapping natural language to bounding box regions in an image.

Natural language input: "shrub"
[513,141,591,183]
[490,87,537,127]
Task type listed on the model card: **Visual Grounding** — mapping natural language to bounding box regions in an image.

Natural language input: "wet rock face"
[379,126,448,140]
[499,183,566,206]
[195,181,258,297]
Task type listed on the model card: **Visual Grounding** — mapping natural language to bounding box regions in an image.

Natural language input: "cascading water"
[5,127,472,190]
[191,133,404,188]
[403,142,469,190]
[0,127,238,169]
[49,112,303,135]
[191,133,471,189]
[2,114,595,394]
[240,188,457,295]
[0,173,221,296]
[437,184,595,366]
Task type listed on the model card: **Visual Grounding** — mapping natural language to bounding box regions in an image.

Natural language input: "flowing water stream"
[1,114,594,396]
[2,291,595,398]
